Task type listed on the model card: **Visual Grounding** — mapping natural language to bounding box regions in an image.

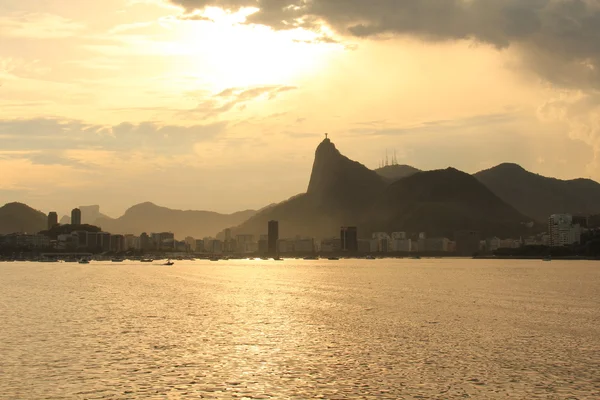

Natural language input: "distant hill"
[228,139,533,239]
[475,163,600,222]
[0,203,47,234]
[376,164,421,182]
[94,202,256,239]
[367,168,534,238]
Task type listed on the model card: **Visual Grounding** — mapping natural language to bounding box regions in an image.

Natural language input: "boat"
[140,258,153,263]
[163,259,175,266]
[78,258,90,264]
[273,257,284,261]
[111,258,124,263]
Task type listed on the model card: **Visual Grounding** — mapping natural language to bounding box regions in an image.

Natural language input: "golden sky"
[1,0,599,217]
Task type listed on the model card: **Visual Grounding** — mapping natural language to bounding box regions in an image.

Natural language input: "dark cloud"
[170,0,600,89]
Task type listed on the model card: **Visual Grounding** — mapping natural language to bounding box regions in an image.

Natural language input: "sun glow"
[171,8,343,90]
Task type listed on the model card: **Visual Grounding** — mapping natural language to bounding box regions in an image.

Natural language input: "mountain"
[228,139,532,239]
[367,168,533,238]
[0,203,47,234]
[93,202,256,239]
[229,138,387,238]
[59,205,109,225]
[81,205,109,225]
[475,163,600,222]
[376,164,421,182]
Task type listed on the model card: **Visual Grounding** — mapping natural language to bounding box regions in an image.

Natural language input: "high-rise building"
[268,220,279,255]
[140,232,151,250]
[47,212,58,230]
[548,214,581,247]
[71,208,82,226]
[341,226,358,252]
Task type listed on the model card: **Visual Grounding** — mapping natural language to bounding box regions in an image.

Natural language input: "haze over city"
[2,0,600,217]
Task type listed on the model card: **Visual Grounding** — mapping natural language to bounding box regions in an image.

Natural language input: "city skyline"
[2,0,600,216]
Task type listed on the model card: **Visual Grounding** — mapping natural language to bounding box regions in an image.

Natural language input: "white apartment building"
[548,214,581,247]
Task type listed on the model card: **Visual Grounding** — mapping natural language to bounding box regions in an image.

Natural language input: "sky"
[1,0,600,218]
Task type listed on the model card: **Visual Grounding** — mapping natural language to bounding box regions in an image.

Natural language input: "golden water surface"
[1,259,599,399]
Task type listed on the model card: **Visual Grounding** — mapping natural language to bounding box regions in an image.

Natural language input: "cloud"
[0,118,226,154]
[187,85,297,118]
[348,112,522,137]
[0,12,85,39]
[538,91,600,175]
[169,0,600,90]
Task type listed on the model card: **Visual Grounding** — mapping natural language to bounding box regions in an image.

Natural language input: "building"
[71,208,82,226]
[74,231,89,248]
[268,220,279,255]
[340,227,358,252]
[258,238,268,254]
[1,234,50,249]
[185,237,196,252]
[371,232,390,253]
[455,231,481,256]
[392,238,412,252]
[391,232,407,240]
[151,232,175,250]
[548,214,581,247]
[277,239,294,253]
[124,234,141,250]
[416,237,451,253]
[100,232,111,252]
[110,235,125,253]
[236,234,255,253]
[294,238,315,253]
[47,212,58,230]
[321,238,342,253]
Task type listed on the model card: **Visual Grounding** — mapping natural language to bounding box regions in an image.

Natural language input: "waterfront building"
[258,238,268,254]
[109,235,125,252]
[341,227,358,252]
[418,237,451,253]
[321,238,342,253]
[100,232,111,252]
[71,208,82,226]
[140,233,152,251]
[74,231,89,248]
[268,220,279,255]
[277,239,294,253]
[371,232,390,253]
[151,232,175,250]
[185,237,196,252]
[1,234,50,249]
[47,212,58,230]
[294,238,315,253]
[548,214,581,247]
[391,232,407,240]
[391,238,412,252]
[124,234,141,250]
